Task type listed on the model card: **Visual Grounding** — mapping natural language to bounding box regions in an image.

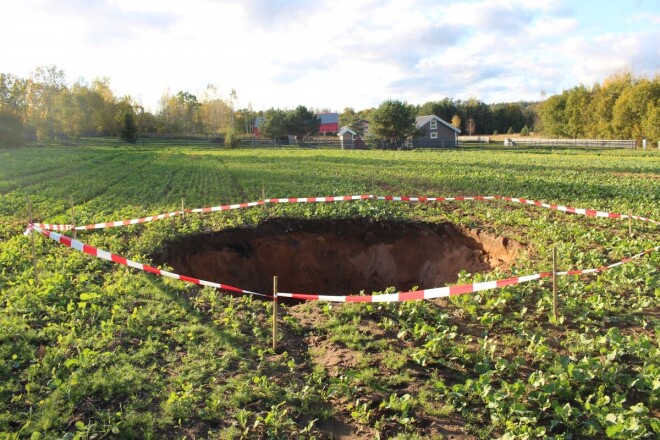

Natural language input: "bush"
[507,127,514,135]
[224,131,240,149]
[0,111,25,147]
[521,125,530,136]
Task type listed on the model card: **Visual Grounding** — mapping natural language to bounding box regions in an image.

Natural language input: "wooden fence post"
[272,276,278,352]
[27,196,39,286]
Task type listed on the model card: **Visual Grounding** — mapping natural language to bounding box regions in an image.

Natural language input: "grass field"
[1,145,659,439]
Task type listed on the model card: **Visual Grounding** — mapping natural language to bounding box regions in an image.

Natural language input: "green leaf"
[64,358,78,368]
[605,423,623,437]
[649,417,660,433]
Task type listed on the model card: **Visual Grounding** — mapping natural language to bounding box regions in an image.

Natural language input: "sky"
[1,0,658,113]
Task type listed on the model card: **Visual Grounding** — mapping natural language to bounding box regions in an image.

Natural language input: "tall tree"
[564,85,591,138]
[259,108,289,141]
[0,111,24,147]
[451,115,461,129]
[339,107,368,136]
[199,84,231,136]
[120,111,138,143]
[369,100,417,149]
[418,98,457,123]
[539,94,567,137]
[466,118,476,136]
[27,65,67,140]
[612,78,659,141]
[286,105,321,142]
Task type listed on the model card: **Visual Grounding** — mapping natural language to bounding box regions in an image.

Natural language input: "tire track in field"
[215,155,250,202]
[1,152,143,222]
[0,149,117,182]
[24,153,157,222]
[69,154,168,218]
[0,152,125,195]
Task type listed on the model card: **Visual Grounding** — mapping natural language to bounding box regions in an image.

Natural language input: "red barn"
[318,113,339,134]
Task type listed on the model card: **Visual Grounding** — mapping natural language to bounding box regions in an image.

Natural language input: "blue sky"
[1,0,658,112]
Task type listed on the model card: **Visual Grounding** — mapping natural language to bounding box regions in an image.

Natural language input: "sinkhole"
[156,218,521,297]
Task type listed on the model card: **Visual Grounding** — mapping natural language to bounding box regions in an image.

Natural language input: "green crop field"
[1,145,659,439]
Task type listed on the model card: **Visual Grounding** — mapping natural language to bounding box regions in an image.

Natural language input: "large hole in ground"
[156,218,522,296]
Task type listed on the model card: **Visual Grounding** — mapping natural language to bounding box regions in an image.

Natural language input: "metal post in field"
[272,276,278,352]
[27,196,39,286]
[552,246,558,320]
[70,195,76,239]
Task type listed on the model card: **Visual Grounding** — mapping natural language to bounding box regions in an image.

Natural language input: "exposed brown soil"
[157,217,522,297]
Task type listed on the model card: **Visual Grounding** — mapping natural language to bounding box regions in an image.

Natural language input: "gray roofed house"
[414,115,461,148]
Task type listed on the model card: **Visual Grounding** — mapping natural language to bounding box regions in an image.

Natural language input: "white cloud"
[0,0,657,111]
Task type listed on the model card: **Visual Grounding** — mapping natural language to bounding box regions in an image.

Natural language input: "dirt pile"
[157,218,521,296]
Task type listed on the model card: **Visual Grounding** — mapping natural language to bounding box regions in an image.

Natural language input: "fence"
[27,136,646,151]
[458,135,490,143]
[502,138,636,149]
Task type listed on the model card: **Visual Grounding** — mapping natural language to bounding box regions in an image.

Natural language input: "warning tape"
[278,246,660,302]
[25,224,658,304]
[27,224,269,298]
[31,194,660,231]
[33,210,187,231]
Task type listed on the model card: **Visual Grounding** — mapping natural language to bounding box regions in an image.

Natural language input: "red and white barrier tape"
[31,194,660,231]
[278,246,660,302]
[25,224,658,304]
[34,210,186,231]
[26,224,269,298]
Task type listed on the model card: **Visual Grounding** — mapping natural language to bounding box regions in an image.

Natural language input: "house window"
[430,120,437,129]
[431,132,438,139]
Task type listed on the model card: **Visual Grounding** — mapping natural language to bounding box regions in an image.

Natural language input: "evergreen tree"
[120,112,138,144]
[369,100,417,149]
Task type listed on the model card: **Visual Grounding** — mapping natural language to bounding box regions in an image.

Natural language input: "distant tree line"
[258,106,321,142]
[1,66,657,148]
[0,66,255,147]
[539,72,659,143]
[339,98,537,140]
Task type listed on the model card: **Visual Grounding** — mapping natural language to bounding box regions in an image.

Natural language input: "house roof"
[415,115,461,133]
[318,113,339,124]
[337,126,356,136]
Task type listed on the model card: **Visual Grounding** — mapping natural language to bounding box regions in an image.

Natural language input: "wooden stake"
[27,197,39,286]
[181,198,185,220]
[628,211,632,236]
[272,276,278,352]
[70,195,76,239]
[262,186,266,210]
[552,246,558,320]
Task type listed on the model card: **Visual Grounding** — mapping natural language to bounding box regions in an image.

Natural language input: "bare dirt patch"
[157,217,522,297]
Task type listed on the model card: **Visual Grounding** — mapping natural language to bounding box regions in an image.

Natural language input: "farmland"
[1,145,659,439]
